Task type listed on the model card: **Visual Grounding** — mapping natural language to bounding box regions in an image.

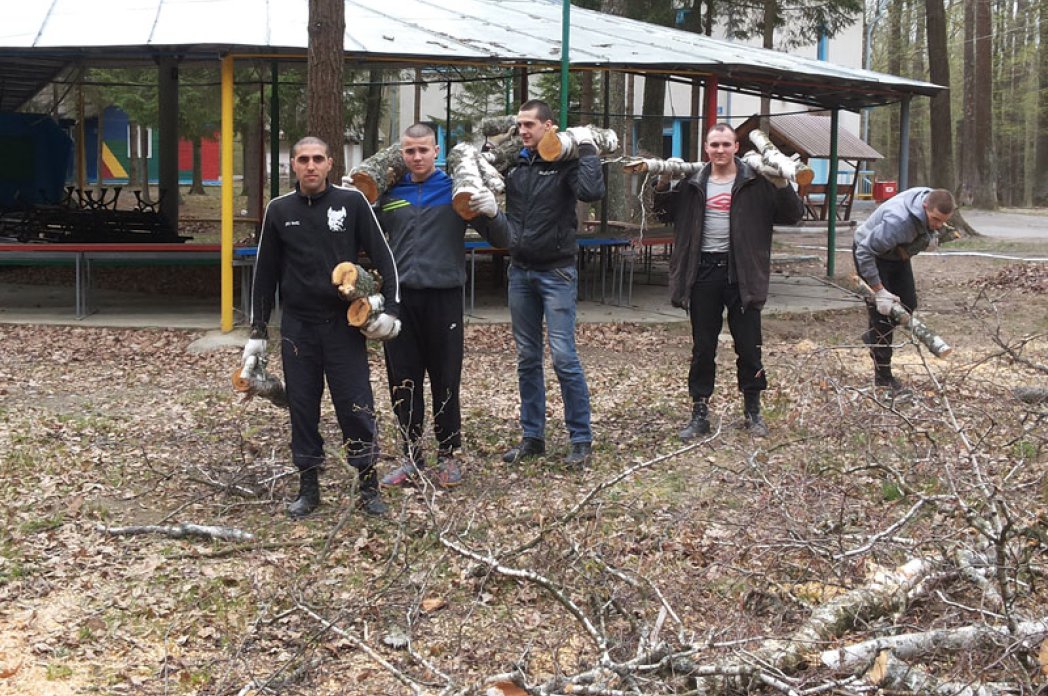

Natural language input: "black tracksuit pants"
[280,312,378,475]
[383,287,464,462]
[859,254,918,376]
[687,253,767,403]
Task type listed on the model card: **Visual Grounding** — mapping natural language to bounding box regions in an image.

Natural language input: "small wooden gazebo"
[736,113,884,221]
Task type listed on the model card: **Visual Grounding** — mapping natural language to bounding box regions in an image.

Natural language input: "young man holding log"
[242,136,401,519]
[654,123,804,440]
[375,123,508,489]
[497,99,606,467]
[852,187,956,396]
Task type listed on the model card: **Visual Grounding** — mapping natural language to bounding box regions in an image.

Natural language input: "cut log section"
[347,294,385,328]
[747,128,814,186]
[536,125,619,162]
[344,143,406,203]
[231,358,288,409]
[853,276,952,358]
[331,262,381,302]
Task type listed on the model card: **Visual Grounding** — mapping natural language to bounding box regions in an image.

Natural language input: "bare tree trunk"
[362,68,383,159]
[926,0,956,192]
[972,0,998,208]
[242,113,261,216]
[139,124,151,200]
[637,76,665,157]
[96,106,105,185]
[307,0,346,181]
[960,0,978,205]
[128,121,141,188]
[189,137,206,195]
[1036,0,1048,204]
[601,0,629,223]
[759,0,776,132]
[908,1,928,186]
[579,70,594,124]
[885,0,903,181]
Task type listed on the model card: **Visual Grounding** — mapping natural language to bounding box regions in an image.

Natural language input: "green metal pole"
[270,61,280,199]
[560,0,570,128]
[826,109,840,277]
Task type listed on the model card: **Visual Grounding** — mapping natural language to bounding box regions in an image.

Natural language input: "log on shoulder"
[748,128,814,186]
[344,143,406,203]
[537,125,619,162]
[447,142,488,221]
[623,157,706,177]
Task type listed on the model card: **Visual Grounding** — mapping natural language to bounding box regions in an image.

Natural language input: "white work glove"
[362,313,401,341]
[468,188,498,218]
[565,126,595,149]
[242,338,267,366]
[873,287,900,317]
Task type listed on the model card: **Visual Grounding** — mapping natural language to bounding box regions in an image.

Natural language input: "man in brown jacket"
[654,124,803,439]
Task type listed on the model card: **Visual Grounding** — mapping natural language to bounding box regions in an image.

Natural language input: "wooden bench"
[0,243,257,319]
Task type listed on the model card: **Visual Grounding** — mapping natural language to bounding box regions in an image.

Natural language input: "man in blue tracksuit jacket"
[376,123,508,489]
[243,136,401,519]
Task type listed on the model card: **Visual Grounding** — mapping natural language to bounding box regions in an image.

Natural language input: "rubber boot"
[357,466,389,517]
[742,392,769,438]
[287,467,320,519]
[679,399,710,441]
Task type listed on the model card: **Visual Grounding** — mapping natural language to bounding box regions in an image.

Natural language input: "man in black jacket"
[497,100,606,467]
[655,124,803,439]
[243,136,400,518]
[375,123,508,489]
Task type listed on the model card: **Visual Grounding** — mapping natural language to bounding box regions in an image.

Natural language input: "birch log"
[623,157,706,177]
[853,276,953,358]
[344,143,405,203]
[480,115,518,137]
[820,619,1048,672]
[536,125,620,162]
[748,129,814,186]
[447,142,489,221]
[97,523,255,543]
[480,135,523,173]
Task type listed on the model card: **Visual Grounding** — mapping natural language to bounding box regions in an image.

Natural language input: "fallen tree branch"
[96,523,255,543]
[820,618,1048,672]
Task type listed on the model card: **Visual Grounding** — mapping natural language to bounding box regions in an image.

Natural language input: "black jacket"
[250,183,400,337]
[501,143,605,270]
[655,157,803,311]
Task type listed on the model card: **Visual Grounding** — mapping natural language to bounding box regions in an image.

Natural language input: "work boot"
[287,467,320,519]
[433,453,463,488]
[563,442,592,468]
[679,400,710,441]
[875,371,913,399]
[502,437,545,464]
[357,468,388,517]
[742,392,769,438]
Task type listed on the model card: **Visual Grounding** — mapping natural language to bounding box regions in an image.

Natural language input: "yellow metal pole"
[221,54,235,332]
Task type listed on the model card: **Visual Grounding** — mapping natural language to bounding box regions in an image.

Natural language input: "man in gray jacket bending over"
[853,187,956,396]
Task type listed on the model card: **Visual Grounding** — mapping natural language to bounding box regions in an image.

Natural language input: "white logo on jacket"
[327,206,347,232]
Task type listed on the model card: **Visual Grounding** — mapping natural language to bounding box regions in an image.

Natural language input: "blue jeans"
[507,265,592,444]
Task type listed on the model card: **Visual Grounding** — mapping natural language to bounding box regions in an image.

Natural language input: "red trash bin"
[873,180,897,202]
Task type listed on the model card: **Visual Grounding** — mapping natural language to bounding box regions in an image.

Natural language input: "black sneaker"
[564,442,592,468]
[502,437,545,464]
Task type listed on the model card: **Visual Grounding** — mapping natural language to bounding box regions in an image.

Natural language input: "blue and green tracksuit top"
[377,169,507,290]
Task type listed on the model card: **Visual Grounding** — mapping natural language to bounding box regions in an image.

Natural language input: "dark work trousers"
[687,253,767,403]
[383,286,464,463]
[280,312,378,477]
[861,254,917,376]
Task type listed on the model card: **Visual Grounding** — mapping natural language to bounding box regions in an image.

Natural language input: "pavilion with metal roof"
[0,0,942,329]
